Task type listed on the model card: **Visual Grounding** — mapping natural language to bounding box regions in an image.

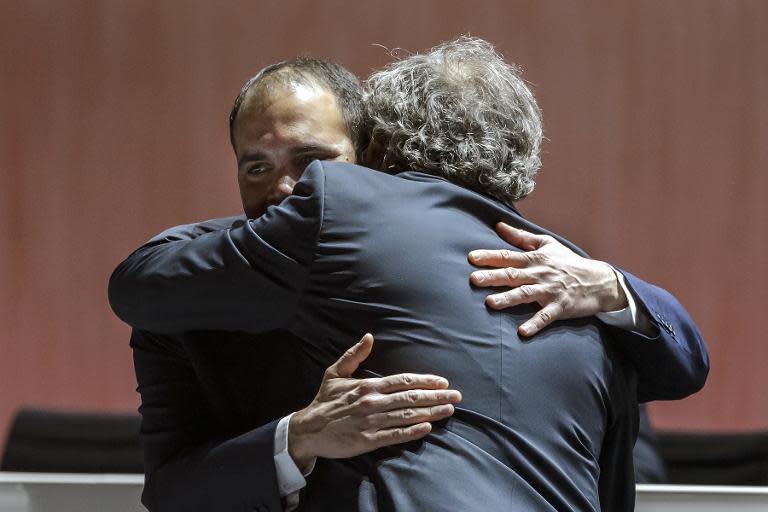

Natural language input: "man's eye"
[247,165,269,176]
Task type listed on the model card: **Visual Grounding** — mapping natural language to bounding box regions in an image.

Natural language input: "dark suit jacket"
[111,161,708,511]
[130,328,321,511]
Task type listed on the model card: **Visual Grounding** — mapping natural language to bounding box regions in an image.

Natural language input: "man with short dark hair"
[113,46,706,511]
[125,58,462,512]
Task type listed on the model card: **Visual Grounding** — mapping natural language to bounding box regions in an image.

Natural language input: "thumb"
[326,333,374,378]
[496,222,545,251]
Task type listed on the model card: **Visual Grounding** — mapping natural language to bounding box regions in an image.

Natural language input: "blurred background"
[0,0,766,460]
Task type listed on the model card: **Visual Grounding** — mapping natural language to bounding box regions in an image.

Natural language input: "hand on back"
[288,334,461,469]
[469,222,628,336]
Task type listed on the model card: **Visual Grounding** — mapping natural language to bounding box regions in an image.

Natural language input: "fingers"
[519,303,563,337]
[485,287,564,335]
[366,422,433,449]
[365,404,455,430]
[373,373,449,394]
[468,224,554,268]
[468,248,529,269]
[470,267,537,288]
[326,333,374,378]
[485,285,545,310]
[495,222,549,251]
[363,388,462,413]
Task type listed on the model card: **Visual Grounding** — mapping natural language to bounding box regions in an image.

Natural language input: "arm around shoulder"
[108,162,326,333]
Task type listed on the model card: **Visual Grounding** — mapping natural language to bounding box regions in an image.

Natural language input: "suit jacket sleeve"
[108,161,325,333]
[512,218,709,403]
[609,269,709,402]
[131,328,283,512]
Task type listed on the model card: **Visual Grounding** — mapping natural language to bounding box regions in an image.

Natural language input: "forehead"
[233,81,350,153]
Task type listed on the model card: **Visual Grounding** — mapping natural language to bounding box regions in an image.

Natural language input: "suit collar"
[394,170,522,216]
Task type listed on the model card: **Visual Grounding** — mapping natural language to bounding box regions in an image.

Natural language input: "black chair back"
[657,430,768,485]
[1,407,143,473]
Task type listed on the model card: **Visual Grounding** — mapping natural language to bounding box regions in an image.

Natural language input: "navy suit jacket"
[129,328,321,511]
[111,161,708,511]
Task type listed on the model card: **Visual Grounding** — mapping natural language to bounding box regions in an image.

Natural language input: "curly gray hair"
[365,37,542,204]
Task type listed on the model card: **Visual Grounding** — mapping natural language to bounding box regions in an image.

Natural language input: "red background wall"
[1,0,766,448]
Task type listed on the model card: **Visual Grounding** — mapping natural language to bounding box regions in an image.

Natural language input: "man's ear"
[361,135,387,170]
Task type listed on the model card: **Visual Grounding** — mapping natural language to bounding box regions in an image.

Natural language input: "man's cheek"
[239,188,268,218]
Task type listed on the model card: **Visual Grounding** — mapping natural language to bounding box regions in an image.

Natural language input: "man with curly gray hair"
[364,37,541,205]
[345,37,702,510]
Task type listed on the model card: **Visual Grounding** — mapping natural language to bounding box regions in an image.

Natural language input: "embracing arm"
[115,162,462,509]
[469,222,709,402]
[606,270,708,402]
[108,165,324,334]
[132,329,460,512]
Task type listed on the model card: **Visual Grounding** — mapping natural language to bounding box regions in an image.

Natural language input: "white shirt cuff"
[273,413,316,501]
[595,268,641,330]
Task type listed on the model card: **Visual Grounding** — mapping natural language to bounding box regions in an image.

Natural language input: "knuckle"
[503,267,518,281]
[494,292,510,305]
[519,286,532,298]
[402,408,416,420]
[357,395,378,410]
[357,380,374,394]
[538,310,553,323]
[501,250,514,262]
[338,391,353,406]
[401,373,414,386]
[406,390,420,403]
[347,387,363,401]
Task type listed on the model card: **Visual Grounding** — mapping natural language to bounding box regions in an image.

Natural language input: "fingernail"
[469,251,481,260]
[448,391,462,401]
[436,378,449,387]
[472,272,484,283]
[439,404,454,415]
[520,325,531,336]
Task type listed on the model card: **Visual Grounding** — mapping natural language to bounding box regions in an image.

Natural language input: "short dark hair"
[228,57,368,156]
